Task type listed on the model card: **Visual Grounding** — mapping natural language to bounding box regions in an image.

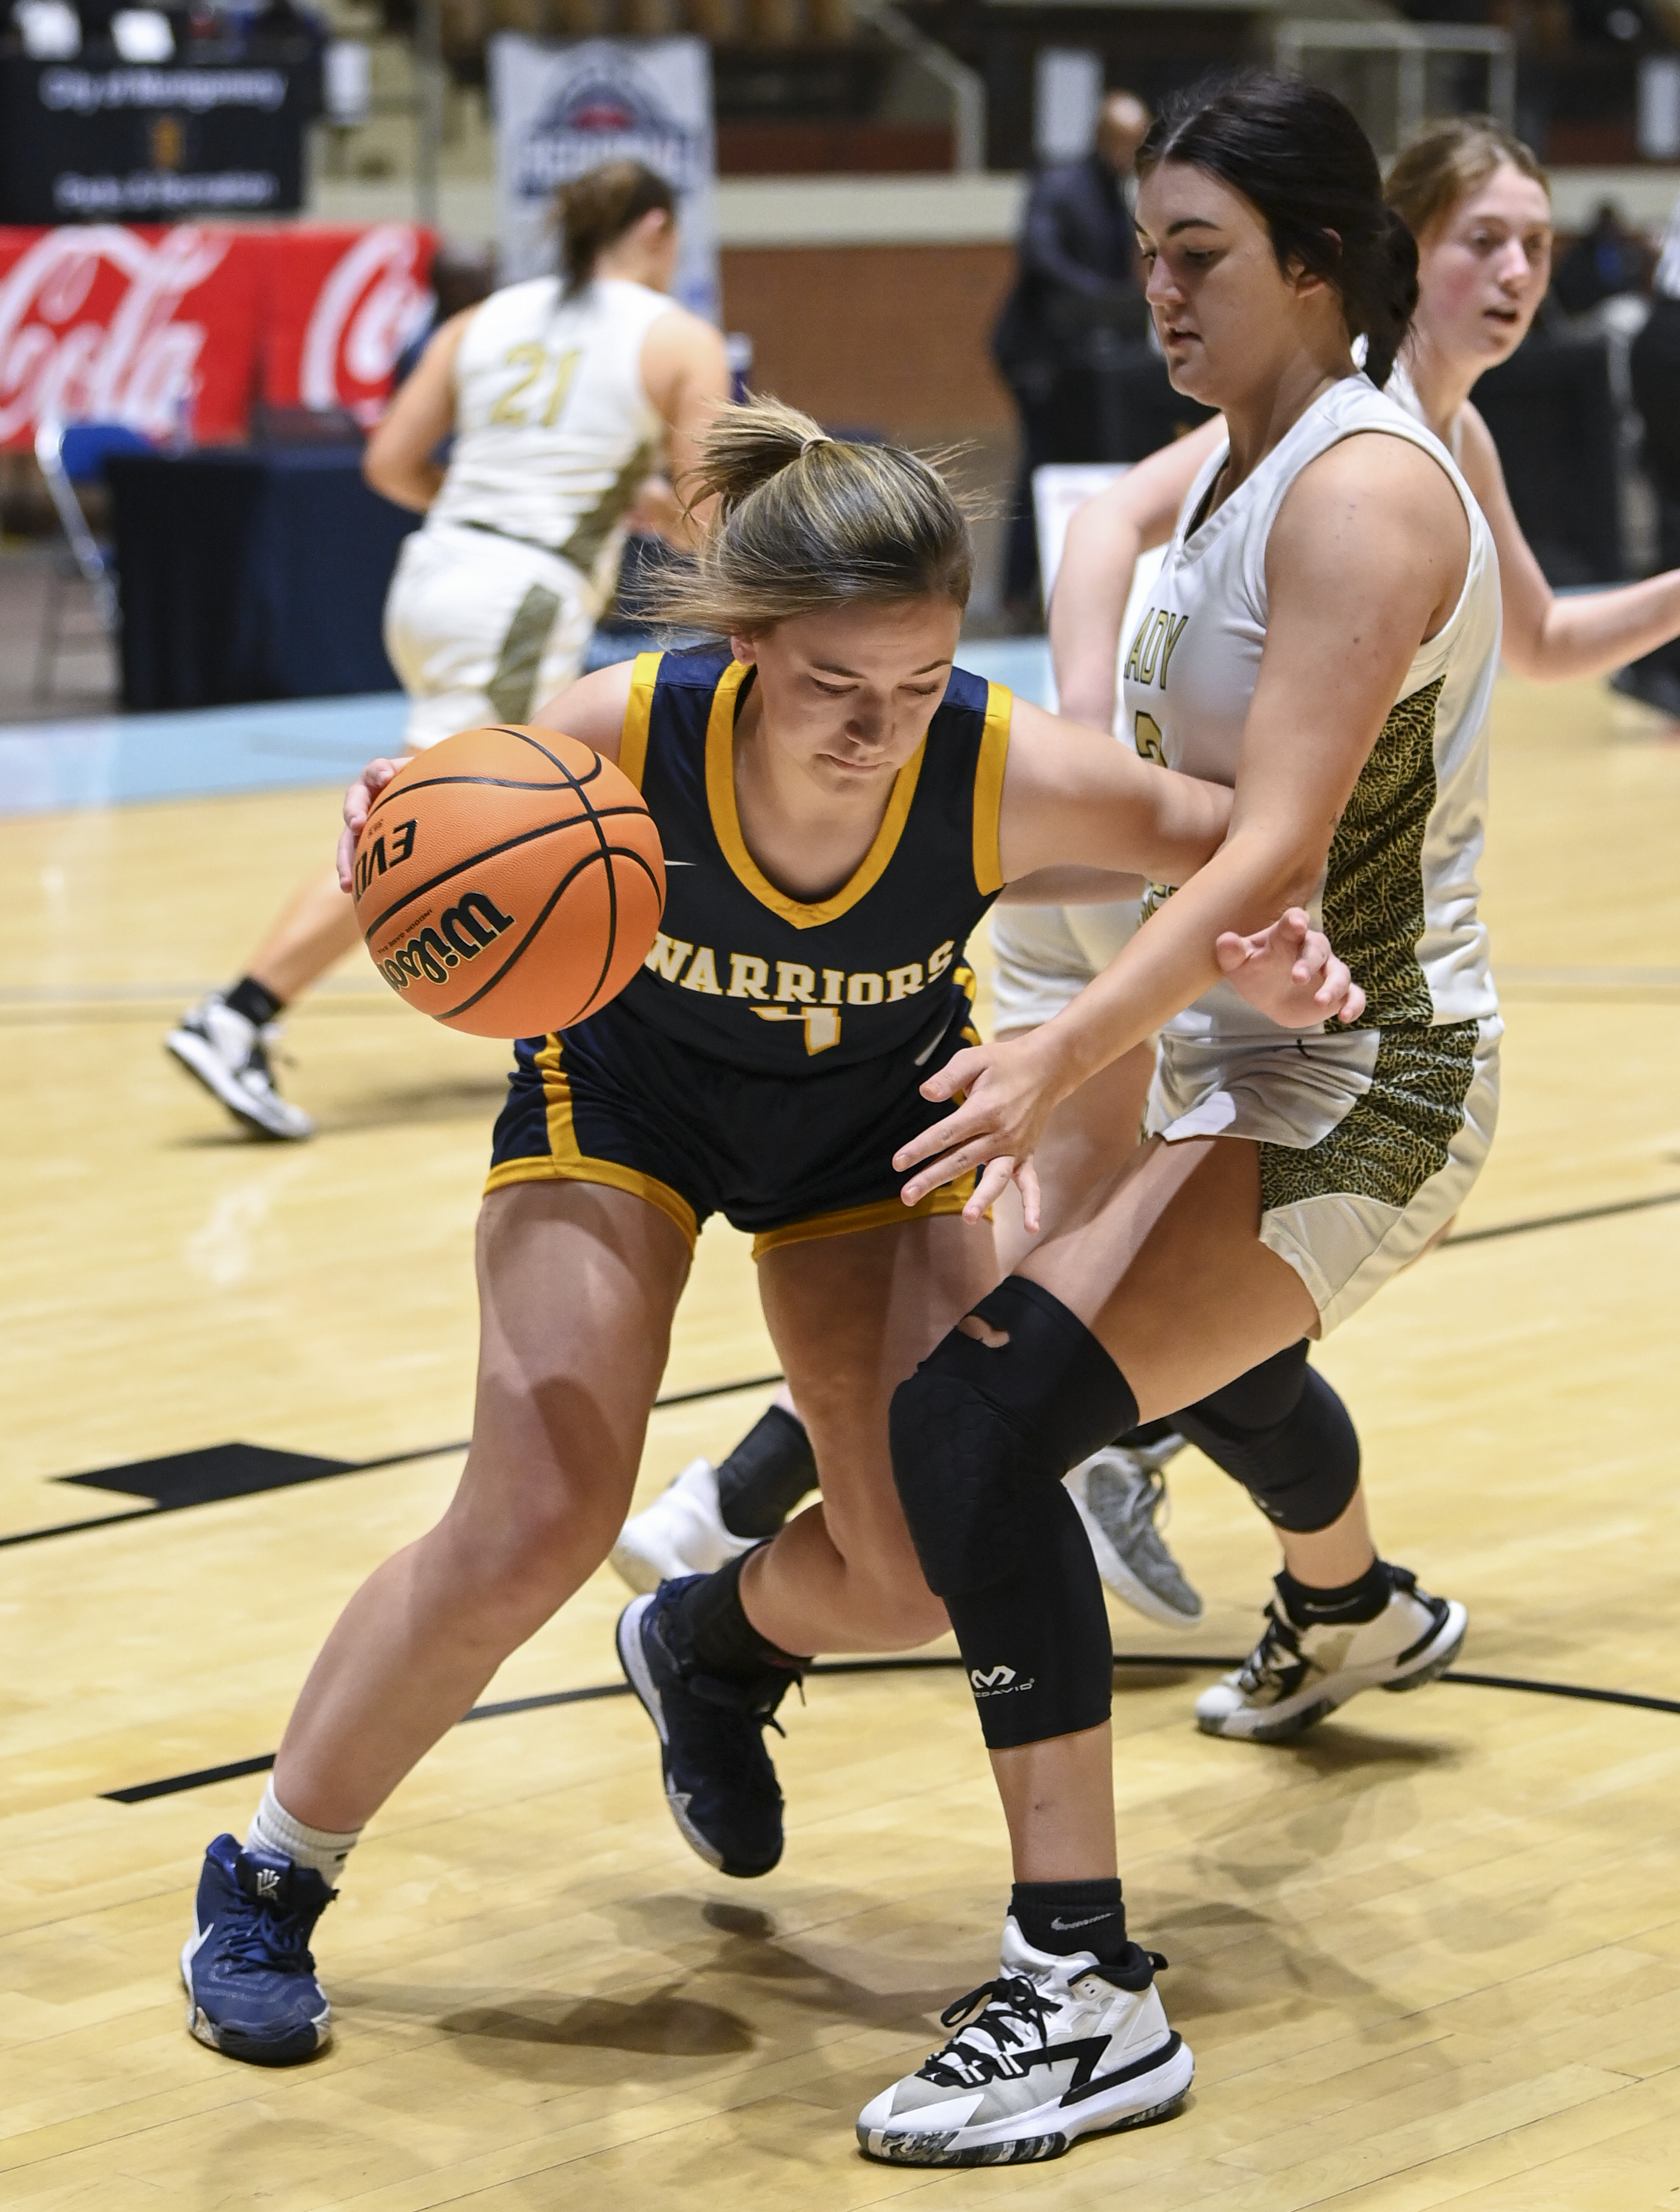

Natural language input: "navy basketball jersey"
[608,645,1010,1075]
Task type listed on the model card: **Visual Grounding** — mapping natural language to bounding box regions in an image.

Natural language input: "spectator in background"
[1552,198,1654,315]
[993,88,1151,618]
[1618,201,1680,714]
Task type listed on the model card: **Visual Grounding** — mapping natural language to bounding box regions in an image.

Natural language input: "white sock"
[247,1780,361,1887]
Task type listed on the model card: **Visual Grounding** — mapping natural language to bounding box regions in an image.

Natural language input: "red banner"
[258,224,434,426]
[0,222,433,451]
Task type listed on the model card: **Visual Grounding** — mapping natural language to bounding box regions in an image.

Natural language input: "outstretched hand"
[1216,908,1365,1028]
[891,909,1365,1220]
[892,1033,1055,1227]
[336,758,405,892]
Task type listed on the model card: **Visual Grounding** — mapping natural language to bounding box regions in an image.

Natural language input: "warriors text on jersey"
[486,647,1012,1249]
[610,648,1008,1073]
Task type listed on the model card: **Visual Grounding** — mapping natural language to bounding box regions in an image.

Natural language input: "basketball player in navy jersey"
[177,398,1361,2075]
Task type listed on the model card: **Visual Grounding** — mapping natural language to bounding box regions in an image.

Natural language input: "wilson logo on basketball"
[379,892,515,992]
[351,724,665,1037]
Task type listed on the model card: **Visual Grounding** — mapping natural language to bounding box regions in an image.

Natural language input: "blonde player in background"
[166,160,729,1140]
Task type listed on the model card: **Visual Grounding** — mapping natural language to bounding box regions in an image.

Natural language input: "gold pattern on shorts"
[1258,1020,1479,1215]
[487,584,562,723]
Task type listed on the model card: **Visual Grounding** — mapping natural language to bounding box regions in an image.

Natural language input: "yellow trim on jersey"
[705,660,928,931]
[971,681,1012,897]
[482,1033,698,1250]
[617,651,661,793]
[749,1175,980,1260]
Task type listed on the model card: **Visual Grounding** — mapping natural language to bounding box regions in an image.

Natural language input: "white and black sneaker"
[166,993,314,1141]
[1064,1436,1201,1628]
[857,1917,1193,2166]
[1195,1562,1467,1742]
[610,1459,760,1595]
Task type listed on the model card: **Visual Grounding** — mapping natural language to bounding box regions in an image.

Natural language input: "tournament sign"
[490,33,718,323]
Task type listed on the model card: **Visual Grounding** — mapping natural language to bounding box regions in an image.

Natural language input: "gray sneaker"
[166,994,315,1141]
[1064,1441,1202,1628]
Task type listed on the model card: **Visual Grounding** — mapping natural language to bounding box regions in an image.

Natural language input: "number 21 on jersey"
[489,344,582,429]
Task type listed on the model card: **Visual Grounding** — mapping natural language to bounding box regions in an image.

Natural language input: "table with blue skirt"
[106,448,421,711]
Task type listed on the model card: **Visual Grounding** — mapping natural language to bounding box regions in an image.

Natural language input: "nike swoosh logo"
[1060,2031,1182,2106]
[1049,1914,1109,1930]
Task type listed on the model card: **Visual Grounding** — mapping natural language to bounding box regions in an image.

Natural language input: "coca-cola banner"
[0,223,259,446]
[0,222,433,450]
[258,225,433,426]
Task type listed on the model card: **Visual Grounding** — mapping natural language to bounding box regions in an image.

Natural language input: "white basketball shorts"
[383,519,596,751]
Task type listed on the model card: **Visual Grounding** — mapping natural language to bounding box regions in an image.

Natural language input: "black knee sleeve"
[1175,1344,1360,1534]
[942,1486,1116,1749]
[889,1277,1138,1750]
[891,1277,1138,1596]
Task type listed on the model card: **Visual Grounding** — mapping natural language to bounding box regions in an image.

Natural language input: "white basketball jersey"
[1121,373,1501,1048]
[427,275,672,588]
[1386,356,1464,461]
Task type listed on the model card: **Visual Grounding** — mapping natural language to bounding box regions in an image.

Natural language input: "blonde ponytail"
[657,396,974,635]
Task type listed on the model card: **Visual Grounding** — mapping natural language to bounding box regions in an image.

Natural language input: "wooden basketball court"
[4,667,1679,2207]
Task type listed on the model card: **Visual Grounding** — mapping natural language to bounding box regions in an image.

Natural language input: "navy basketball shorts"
[485,994,983,1256]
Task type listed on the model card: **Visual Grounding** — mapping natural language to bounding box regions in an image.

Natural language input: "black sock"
[1112,1417,1179,1451]
[1276,1556,1390,1630]
[1010,1878,1128,1960]
[715,1405,818,1539]
[225,976,284,1028]
[671,1549,810,1676]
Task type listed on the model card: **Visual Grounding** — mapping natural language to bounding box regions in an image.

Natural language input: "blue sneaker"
[181,1834,335,2065]
[616,1577,798,1878]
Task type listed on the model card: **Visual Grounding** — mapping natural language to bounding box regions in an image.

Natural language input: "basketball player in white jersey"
[980,114,1680,1647]
[860,76,1504,2162]
[165,161,729,1141]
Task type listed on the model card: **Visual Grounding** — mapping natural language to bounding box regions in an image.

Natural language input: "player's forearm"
[996,865,1145,905]
[1127,769,1234,888]
[1511,570,1680,681]
[1048,509,1141,727]
[1032,763,1230,890]
[1029,825,1319,1094]
[364,455,443,512]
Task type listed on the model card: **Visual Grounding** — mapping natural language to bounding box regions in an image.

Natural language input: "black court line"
[1446,1669,1680,1717]
[100,1655,1680,1803]
[0,1373,786,1554]
[1443,1188,1680,1247]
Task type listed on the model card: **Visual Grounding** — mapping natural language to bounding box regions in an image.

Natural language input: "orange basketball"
[351,724,665,1038]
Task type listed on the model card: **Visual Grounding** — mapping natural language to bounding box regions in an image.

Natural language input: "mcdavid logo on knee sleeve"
[969,1664,1036,1696]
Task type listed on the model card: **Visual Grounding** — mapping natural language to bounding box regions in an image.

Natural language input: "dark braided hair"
[1139,72,1418,388]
